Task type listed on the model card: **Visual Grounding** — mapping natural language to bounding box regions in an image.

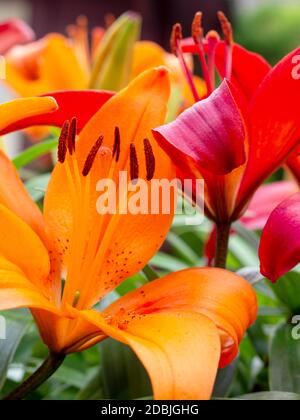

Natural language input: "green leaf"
[26,360,87,389]
[116,273,147,296]
[25,173,51,202]
[100,338,151,399]
[271,271,300,314]
[0,317,29,391]
[13,139,58,170]
[166,231,199,266]
[270,322,300,393]
[151,252,188,272]
[213,361,237,398]
[142,265,159,282]
[235,392,300,400]
[233,222,260,251]
[229,236,259,267]
[76,369,105,400]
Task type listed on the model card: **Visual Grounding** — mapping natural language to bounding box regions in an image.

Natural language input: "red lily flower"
[259,192,300,282]
[153,40,300,224]
[205,181,298,265]
[0,19,34,55]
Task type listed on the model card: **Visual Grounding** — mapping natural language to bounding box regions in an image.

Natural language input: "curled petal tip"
[43,96,59,111]
[154,65,170,76]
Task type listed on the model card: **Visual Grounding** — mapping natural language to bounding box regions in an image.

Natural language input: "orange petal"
[103,267,258,367]
[132,41,167,78]
[44,68,176,308]
[0,151,46,241]
[79,309,221,400]
[0,256,58,313]
[0,96,58,133]
[0,204,51,297]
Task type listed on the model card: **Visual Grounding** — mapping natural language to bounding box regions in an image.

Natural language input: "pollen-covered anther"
[170,23,183,56]
[113,126,121,162]
[68,117,77,155]
[82,134,104,176]
[77,15,88,29]
[130,143,139,181]
[58,120,70,163]
[217,11,233,45]
[143,138,156,181]
[105,13,116,28]
[192,11,204,43]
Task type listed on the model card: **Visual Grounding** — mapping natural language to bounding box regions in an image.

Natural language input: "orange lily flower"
[132,41,206,110]
[0,68,257,400]
[3,14,130,140]
[5,30,88,97]
[4,12,140,96]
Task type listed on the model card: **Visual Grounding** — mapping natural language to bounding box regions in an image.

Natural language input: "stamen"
[130,143,139,181]
[192,12,213,95]
[170,23,200,102]
[72,290,80,307]
[82,135,104,176]
[217,11,233,45]
[113,126,121,162]
[67,15,90,76]
[217,11,233,80]
[58,120,70,163]
[77,15,88,30]
[192,11,204,43]
[170,23,182,56]
[143,139,155,181]
[68,117,77,155]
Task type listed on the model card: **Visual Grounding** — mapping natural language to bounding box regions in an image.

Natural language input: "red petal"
[0,19,35,54]
[237,47,300,211]
[287,153,300,183]
[215,42,271,102]
[0,90,114,135]
[242,181,298,230]
[153,80,246,176]
[259,192,300,282]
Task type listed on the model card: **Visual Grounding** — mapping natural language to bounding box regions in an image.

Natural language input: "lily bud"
[89,12,141,91]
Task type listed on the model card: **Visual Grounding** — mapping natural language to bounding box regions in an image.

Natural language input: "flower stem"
[215,223,231,268]
[3,352,65,400]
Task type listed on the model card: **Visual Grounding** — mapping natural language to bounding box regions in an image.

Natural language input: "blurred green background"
[235,0,300,64]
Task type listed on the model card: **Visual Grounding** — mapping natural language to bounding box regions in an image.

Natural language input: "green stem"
[214,223,231,268]
[3,352,65,401]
